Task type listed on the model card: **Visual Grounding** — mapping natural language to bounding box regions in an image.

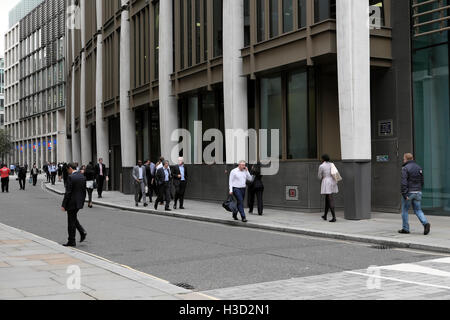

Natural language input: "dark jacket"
[84,164,95,181]
[249,164,264,190]
[401,160,424,199]
[171,165,187,185]
[155,167,172,185]
[18,167,27,179]
[62,171,87,211]
[94,163,107,178]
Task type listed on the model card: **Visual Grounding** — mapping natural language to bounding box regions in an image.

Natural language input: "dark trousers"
[51,173,57,185]
[233,187,246,220]
[174,181,187,207]
[97,175,105,197]
[146,177,154,201]
[32,174,38,186]
[1,177,9,192]
[67,209,86,244]
[324,194,336,219]
[156,182,171,209]
[46,172,50,182]
[19,177,26,190]
[87,188,93,203]
[248,187,264,215]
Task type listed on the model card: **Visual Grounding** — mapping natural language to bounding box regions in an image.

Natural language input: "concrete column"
[223,0,248,164]
[95,0,109,167]
[120,0,136,193]
[336,0,372,220]
[79,0,92,165]
[71,66,81,164]
[159,0,178,163]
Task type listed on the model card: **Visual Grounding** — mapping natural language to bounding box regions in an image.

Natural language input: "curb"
[45,184,450,255]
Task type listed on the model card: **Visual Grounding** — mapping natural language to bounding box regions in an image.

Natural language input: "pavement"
[0,222,212,300]
[46,181,450,254]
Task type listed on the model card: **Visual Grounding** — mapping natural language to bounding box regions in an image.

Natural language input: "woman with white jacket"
[318,154,339,222]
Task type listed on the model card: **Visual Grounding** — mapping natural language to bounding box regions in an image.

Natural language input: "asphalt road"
[0,176,442,292]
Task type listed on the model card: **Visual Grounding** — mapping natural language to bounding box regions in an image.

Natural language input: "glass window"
[154,1,159,78]
[314,0,336,23]
[188,95,199,161]
[188,0,193,66]
[180,0,185,69]
[270,0,279,38]
[257,0,265,42]
[244,0,250,46]
[413,43,450,215]
[213,0,223,57]
[204,0,208,60]
[260,76,282,158]
[283,0,293,33]
[195,0,201,64]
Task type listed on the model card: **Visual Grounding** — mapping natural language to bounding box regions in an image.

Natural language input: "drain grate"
[173,283,195,290]
[370,245,393,250]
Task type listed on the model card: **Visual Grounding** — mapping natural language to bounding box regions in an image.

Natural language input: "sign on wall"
[286,186,299,201]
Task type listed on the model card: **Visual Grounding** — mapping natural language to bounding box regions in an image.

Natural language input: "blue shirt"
[179,165,185,181]
[164,168,170,182]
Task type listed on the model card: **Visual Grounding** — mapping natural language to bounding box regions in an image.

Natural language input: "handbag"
[28,177,32,184]
[331,163,343,182]
[222,195,238,214]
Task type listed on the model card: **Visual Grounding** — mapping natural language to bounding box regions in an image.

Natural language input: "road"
[0,176,444,297]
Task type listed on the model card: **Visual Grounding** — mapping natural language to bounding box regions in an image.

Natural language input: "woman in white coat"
[318,154,338,222]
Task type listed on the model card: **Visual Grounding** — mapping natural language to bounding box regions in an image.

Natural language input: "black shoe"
[242,219,248,223]
[233,214,239,221]
[179,206,185,210]
[136,203,139,207]
[143,203,148,207]
[248,211,253,215]
[329,218,337,223]
[154,203,158,210]
[321,215,327,221]
[173,205,177,210]
[80,232,87,243]
[258,213,263,216]
[424,223,431,235]
[63,242,76,247]
[165,208,172,212]
[398,229,410,234]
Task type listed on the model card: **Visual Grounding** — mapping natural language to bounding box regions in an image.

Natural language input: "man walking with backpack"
[399,153,431,235]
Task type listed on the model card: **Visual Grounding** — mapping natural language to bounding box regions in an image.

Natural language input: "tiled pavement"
[0,222,212,300]
[46,182,450,254]
[201,256,450,300]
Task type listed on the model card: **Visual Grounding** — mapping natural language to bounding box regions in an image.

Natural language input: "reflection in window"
[270,0,279,38]
[283,0,293,33]
[298,0,306,28]
[260,76,282,159]
[213,0,223,57]
[314,0,336,23]
[257,0,265,42]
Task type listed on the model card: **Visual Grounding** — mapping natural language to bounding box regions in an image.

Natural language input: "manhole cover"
[173,283,195,290]
[370,245,393,250]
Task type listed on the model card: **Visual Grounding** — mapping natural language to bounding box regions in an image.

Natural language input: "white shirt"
[138,167,144,179]
[229,167,252,193]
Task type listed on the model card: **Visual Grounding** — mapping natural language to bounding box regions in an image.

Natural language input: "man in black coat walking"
[94,158,107,198]
[18,166,27,190]
[61,163,87,247]
[154,160,172,211]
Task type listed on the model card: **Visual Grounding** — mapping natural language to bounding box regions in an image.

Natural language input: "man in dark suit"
[61,163,87,247]
[172,157,187,210]
[144,160,155,203]
[94,158,107,198]
[18,165,27,190]
[154,160,172,211]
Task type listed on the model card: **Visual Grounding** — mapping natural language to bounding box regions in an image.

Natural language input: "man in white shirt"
[229,160,253,222]
[132,160,148,207]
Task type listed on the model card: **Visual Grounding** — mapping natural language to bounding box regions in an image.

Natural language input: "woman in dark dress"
[84,162,96,208]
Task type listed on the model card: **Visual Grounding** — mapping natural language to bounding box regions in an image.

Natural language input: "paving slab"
[0,222,212,300]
